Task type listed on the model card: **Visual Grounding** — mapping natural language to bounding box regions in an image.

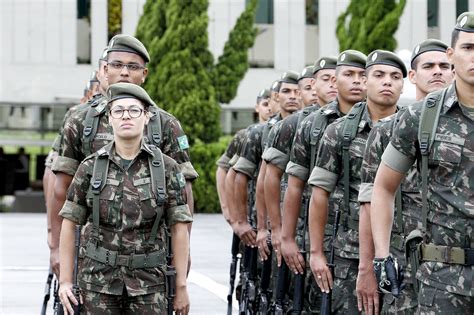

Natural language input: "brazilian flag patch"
[176,172,186,188]
[177,135,189,150]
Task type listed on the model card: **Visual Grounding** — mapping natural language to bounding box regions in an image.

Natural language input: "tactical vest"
[84,145,168,269]
[82,98,162,156]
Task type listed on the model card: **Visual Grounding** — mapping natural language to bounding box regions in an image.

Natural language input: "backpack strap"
[309,109,330,171]
[90,148,109,245]
[341,102,365,222]
[83,99,107,156]
[418,89,446,232]
[147,108,162,147]
[147,145,167,247]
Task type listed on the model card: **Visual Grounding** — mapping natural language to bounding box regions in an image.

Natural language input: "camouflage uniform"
[308,101,377,314]
[216,128,247,171]
[52,94,197,181]
[380,84,473,313]
[359,108,421,314]
[59,141,192,313]
[287,100,345,312]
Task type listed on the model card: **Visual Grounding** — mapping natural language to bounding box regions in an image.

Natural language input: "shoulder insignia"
[176,172,186,188]
[177,135,189,150]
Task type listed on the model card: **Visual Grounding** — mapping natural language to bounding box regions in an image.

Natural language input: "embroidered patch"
[176,172,186,188]
[320,59,326,68]
[177,135,189,150]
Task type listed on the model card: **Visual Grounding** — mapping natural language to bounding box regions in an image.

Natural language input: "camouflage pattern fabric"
[59,141,192,296]
[233,123,266,178]
[331,256,359,314]
[216,128,247,171]
[360,110,421,313]
[382,84,473,299]
[261,113,283,153]
[417,282,473,315]
[52,94,197,180]
[82,287,167,314]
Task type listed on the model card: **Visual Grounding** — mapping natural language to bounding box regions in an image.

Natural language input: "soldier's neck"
[366,100,397,123]
[337,97,355,115]
[115,138,141,160]
[455,79,474,108]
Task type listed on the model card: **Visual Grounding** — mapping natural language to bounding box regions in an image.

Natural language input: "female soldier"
[58,83,191,314]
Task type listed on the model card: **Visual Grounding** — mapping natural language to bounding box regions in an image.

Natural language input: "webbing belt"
[421,244,474,266]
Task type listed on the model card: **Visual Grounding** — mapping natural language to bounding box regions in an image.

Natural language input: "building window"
[77,0,91,64]
[250,0,273,24]
[306,0,318,25]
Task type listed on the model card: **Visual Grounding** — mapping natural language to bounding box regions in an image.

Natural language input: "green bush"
[108,0,122,39]
[190,136,232,213]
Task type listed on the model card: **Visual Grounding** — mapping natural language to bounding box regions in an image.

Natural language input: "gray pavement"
[0,213,237,315]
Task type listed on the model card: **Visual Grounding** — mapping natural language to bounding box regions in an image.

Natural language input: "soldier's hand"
[373,255,404,298]
[356,265,380,315]
[50,247,60,277]
[233,221,256,247]
[281,238,305,275]
[271,228,282,267]
[174,285,190,315]
[310,252,333,293]
[58,282,81,315]
[256,229,271,261]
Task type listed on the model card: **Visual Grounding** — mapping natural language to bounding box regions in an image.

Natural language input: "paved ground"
[0,213,238,315]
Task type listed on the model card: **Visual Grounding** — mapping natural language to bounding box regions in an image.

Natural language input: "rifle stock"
[320,209,341,315]
[227,233,241,315]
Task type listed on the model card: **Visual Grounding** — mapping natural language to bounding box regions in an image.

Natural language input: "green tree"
[336,0,406,54]
[211,0,258,103]
[135,0,169,49]
[108,0,122,39]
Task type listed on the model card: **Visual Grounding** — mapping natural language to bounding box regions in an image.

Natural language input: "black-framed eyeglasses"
[108,61,145,72]
[109,106,146,119]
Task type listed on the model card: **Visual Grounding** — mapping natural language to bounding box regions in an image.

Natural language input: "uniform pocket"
[134,177,161,222]
[429,138,463,187]
[418,283,436,307]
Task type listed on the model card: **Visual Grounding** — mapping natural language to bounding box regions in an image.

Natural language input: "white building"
[0,0,468,133]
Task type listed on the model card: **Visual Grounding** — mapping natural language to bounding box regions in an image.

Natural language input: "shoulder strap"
[82,100,107,156]
[391,114,404,234]
[309,109,329,171]
[418,89,447,232]
[341,102,365,219]
[147,108,162,147]
[90,150,109,244]
[147,145,167,246]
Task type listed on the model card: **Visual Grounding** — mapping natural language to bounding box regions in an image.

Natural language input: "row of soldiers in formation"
[217,11,473,315]
[42,34,198,314]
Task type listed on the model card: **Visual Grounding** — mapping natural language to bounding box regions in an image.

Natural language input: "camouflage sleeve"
[51,134,61,152]
[59,160,93,225]
[164,158,193,226]
[382,105,420,173]
[233,125,263,177]
[160,113,198,181]
[359,122,391,203]
[52,112,85,176]
[215,129,246,170]
[307,121,341,192]
[263,116,297,171]
[287,115,312,181]
[216,153,231,171]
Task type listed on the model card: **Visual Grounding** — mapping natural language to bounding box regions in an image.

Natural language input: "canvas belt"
[84,242,166,269]
[421,243,474,266]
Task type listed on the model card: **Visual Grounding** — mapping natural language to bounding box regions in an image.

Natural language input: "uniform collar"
[98,139,155,161]
[443,82,460,114]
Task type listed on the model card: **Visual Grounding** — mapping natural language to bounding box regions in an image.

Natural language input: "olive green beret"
[337,50,367,69]
[366,50,407,78]
[455,11,474,33]
[313,56,337,74]
[280,70,299,85]
[107,83,156,108]
[99,47,108,61]
[411,39,448,68]
[258,88,271,99]
[271,80,281,92]
[298,66,316,81]
[107,34,150,63]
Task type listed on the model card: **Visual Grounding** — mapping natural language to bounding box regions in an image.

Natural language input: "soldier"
[269,80,282,115]
[50,35,197,276]
[356,39,453,315]
[298,66,319,106]
[370,12,473,313]
[308,50,406,314]
[58,83,191,314]
[216,89,272,223]
[313,56,338,107]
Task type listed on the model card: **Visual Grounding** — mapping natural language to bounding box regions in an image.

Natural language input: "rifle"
[320,207,341,315]
[165,226,176,315]
[41,267,54,315]
[257,238,273,314]
[292,196,310,314]
[273,261,290,315]
[240,245,258,314]
[54,278,64,315]
[71,225,82,315]
[227,233,241,315]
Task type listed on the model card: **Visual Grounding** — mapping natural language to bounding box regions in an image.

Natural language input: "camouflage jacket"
[233,123,266,179]
[309,101,376,260]
[59,140,192,296]
[52,94,197,180]
[216,128,247,171]
[381,84,473,296]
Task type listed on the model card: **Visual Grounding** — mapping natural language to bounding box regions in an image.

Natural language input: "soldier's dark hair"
[451,29,460,47]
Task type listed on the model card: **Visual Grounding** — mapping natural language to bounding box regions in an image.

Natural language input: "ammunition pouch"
[404,229,423,293]
[84,242,166,269]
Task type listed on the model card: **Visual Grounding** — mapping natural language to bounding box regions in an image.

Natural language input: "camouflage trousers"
[382,283,417,314]
[417,282,473,315]
[302,265,323,314]
[331,256,359,315]
[82,287,167,314]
